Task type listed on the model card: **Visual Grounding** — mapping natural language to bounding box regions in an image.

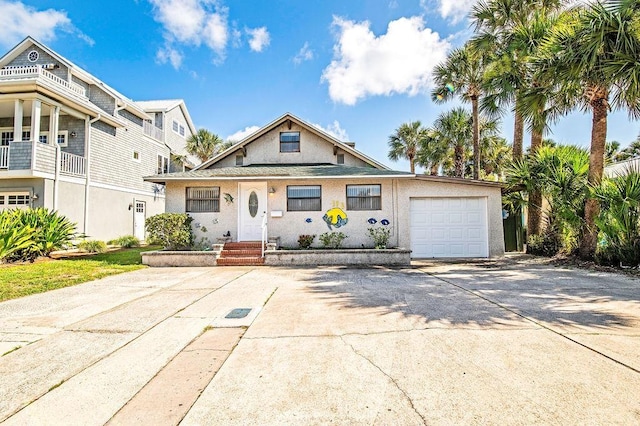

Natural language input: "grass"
[0,246,160,302]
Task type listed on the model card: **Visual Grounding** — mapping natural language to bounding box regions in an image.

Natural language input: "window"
[8,193,30,205]
[133,151,140,162]
[287,185,321,211]
[1,131,11,146]
[157,155,169,174]
[235,154,243,166]
[27,50,39,62]
[346,184,381,210]
[179,125,185,137]
[186,187,220,212]
[56,131,68,147]
[280,132,300,153]
[172,120,179,133]
[337,154,345,164]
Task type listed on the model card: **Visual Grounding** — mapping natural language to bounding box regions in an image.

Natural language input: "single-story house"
[144,113,505,258]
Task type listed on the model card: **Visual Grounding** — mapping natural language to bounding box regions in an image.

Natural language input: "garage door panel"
[410,197,488,258]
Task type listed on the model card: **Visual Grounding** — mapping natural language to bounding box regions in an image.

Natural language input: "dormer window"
[280,132,300,153]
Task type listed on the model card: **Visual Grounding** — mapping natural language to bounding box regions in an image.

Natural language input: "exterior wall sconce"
[268,187,276,194]
[70,131,77,138]
[32,193,39,200]
[128,203,133,210]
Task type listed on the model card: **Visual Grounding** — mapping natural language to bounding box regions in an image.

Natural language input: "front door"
[238,182,267,241]
[134,200,146,240]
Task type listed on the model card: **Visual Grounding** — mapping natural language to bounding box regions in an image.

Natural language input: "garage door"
[410,197,488,258]
[0,192,31,211]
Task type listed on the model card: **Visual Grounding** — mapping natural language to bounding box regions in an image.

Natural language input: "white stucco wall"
[163,177,505,256]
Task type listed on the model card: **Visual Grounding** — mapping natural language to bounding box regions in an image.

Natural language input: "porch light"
[268,187,276,194]
[70,131,77,138]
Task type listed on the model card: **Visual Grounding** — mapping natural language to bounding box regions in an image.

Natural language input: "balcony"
[143,120,164,142]
[0,66,87,98]
[0,141,86,177]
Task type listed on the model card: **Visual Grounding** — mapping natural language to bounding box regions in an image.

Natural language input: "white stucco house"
[145,113,505,259]
[0,37,196,240]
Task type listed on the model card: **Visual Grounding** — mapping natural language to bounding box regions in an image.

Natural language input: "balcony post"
[30,99,41,170]
[13,99,23,141]
[49,105,60,145]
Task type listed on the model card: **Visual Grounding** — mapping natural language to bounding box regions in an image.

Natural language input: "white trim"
[59,174,86,185]
[0,169,55,179]
[89,180,166,198]
[145,174,415,183]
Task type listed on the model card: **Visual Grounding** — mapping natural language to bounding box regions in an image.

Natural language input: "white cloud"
[226,125,260,142]
[421,0,474,25]
[293,42,314,64]
[246,27,270,52]
[313,121,350,141]
[0,1,92,48]
[321,16,450,105]
[148,0,229,67]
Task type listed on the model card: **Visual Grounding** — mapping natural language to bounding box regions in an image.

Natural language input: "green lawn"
[0,246,159,302]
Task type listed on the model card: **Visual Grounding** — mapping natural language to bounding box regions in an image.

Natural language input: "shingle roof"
[145,164,413,182]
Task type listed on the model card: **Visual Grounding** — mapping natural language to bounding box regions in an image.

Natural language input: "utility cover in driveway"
[410,197,489,258]
[225,308,252,319]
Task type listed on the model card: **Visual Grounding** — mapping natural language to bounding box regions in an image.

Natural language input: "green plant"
[192,237,212,251]
[319,232,347,249]
[108,235,140,248]
[0,215,35,263]
[77,240,107,253]
[367,227,391,249]
[297,234,315,249]
[145,213,194,250]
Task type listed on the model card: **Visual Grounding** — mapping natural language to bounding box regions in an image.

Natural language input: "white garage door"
[410,197,489,258]
[0,192,31,211]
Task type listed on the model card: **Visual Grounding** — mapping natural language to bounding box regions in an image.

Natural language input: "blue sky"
[1,0,638,171]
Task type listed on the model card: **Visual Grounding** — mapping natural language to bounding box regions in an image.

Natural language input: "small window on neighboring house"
[8,193,30,205]
[133,151,140,162]
[157,155,169,174]
[172,120,179,133]
[280,132,300,152]
[235,154,243,166]
[186,187,220,212]
[337,154,345,164]
[179,125,185,137]
[346,184,381,210]
[287,185,321,211]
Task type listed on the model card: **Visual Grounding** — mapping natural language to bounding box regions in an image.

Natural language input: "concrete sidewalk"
[0,258,639,424]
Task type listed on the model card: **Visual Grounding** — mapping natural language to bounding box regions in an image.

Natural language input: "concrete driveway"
[0,256,638,425]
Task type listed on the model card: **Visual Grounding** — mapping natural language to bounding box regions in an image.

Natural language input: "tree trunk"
[430,164,439,176]
[579,86,608,259]
[527,130,544,239]
[471,96,480,179]
[454,144,464,178]
[512,102,524,160]
[409,155,415,174]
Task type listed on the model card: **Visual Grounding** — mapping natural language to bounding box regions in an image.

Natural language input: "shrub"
[0,213,35,263]
[145,213,193,250]
[108,235,140,248]
[319,232,347,249]
[77,239,107,253]
[0,208,76,262]
[367,226,391,249]
[297,234,315,249]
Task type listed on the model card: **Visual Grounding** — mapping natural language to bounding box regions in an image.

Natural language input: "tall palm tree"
[416,129,451,175]
[427,108,473,178]
[186,129,226,163]
[432,42,488,179]
[387,121,426,173]
[537,0,640,258]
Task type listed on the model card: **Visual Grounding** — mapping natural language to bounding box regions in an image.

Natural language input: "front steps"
[216,242,265,266]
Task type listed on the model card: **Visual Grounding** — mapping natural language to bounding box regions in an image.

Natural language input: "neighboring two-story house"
[0,37,195,241]
[146,113,505,258]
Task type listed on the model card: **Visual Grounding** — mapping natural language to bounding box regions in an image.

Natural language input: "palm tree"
[432,42,488,179]
[537,0,640,258]
[186,129,226,163]
[616,138,640,161]
[416,129,450,175]
[388,121,426,173]
[426,108,473,178]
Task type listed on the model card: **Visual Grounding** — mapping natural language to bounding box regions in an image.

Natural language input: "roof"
[0,37,149,121]
[145,164,414,183]
[195,113,390,171]
[605,157,640,177]
[136,99,197,136]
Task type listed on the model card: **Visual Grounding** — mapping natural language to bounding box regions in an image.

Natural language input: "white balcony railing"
[0,66,87,97]
[143,121,164,141]
[60,151,86,176]
[0,146,8,169]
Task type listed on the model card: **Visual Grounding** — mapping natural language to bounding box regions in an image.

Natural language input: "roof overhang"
[144,173,415,184]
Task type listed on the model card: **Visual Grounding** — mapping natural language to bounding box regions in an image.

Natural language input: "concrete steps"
[217,242,264,266]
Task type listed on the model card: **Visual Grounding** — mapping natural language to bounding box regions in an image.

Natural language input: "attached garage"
[410,197,489,258]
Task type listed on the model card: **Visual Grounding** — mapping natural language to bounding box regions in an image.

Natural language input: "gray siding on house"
[88,85,115,115]
[7,46,69,80]
[7,141,32,170]
[71,75,89,92]
[118,110,143,127]
[92,121,116,137]
[59,116,85,157]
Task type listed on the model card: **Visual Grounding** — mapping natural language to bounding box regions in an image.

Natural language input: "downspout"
[83,113,101,236]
